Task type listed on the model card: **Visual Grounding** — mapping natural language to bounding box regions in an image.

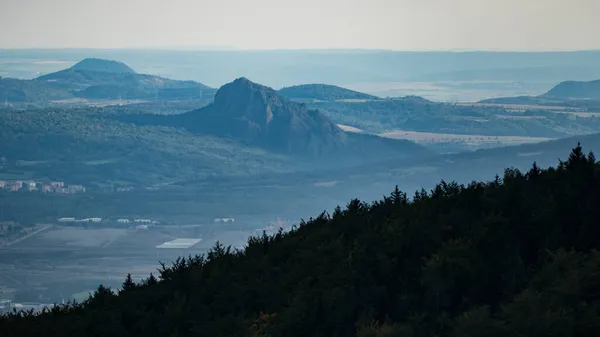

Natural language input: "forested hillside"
[0,77,73,102]
[0,107,294,185]
[2,145,600,337]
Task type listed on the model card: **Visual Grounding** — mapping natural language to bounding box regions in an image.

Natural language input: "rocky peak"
[183,77,347,155]
[213,77,308,126]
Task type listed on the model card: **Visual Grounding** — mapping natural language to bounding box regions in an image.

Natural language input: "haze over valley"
[2,0,600,334]
[6,49,600,101]
[2,53,600,309]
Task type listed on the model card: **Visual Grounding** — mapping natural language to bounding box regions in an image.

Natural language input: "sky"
[1,0,599,51]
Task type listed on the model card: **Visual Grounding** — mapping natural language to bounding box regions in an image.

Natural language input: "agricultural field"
[457,102,600,118]
[380,130,552,144]
[455,102,578,111]
[345,81,549,102]
[379,130,553,153]
[551,111,600,118]
[336,124,363,133]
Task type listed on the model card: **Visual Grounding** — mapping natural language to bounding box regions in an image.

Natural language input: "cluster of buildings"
[116,186,135,192]
[214,218,235,223]
[57,217,158,230]
[0,300,55,314]
[0,180,85,194]
[58,217,102,223]
[116,218,154,224]
[116,218,157,230]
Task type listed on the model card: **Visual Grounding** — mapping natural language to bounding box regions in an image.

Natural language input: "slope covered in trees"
[0,107,295,185]
[0,77,74,102]
[2,145,600,336]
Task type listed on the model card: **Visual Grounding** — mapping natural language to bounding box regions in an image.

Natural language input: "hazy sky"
[1,0,599,51]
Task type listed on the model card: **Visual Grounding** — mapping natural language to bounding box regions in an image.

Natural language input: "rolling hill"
[479,79,600,105]
[278,83,378,101]
[543,79,600,99]
[309,95,594,139]
[0,77,73,102]
[37,58,215,100]
[69,58,136,74]
[1,58,215,102]
[0,106,297,186]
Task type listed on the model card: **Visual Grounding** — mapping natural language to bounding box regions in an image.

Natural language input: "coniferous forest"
[2,145,600,337]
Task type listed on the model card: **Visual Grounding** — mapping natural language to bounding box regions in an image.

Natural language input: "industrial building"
[156,238,202,249]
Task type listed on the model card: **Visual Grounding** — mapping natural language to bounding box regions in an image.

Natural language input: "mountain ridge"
[36,59,214,100]
[278,83,378,101]
[124,77,428,158]
[543,79,600,99]
[0,58,214,102]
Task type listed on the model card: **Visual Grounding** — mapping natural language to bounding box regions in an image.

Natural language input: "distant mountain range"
[1,58,385,104]
[1,58,215,102]
[0,77,429,186]
[5,49,600,87]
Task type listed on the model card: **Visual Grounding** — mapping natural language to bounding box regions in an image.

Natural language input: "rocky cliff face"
[121,77,428,161]
[183,77,347,155]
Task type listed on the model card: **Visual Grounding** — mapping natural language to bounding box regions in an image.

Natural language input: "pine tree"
[146,273,158,285]
[566,142,586,170]
[527,162,540,178]
[4,148,600,337]
[391,185,407,205]
[122,273,136,292]
[587,151,596,164]
[333,206,343,218]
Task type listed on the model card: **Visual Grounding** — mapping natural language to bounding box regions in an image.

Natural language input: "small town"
[57,217,158,227]
[0,180,86,194]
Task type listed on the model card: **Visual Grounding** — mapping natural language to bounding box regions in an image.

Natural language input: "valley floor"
[0,220,285,305]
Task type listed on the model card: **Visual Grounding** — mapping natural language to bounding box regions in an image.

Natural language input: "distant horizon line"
[2,47,600,53]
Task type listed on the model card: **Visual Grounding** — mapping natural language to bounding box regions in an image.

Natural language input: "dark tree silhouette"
[2,145,600,337]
